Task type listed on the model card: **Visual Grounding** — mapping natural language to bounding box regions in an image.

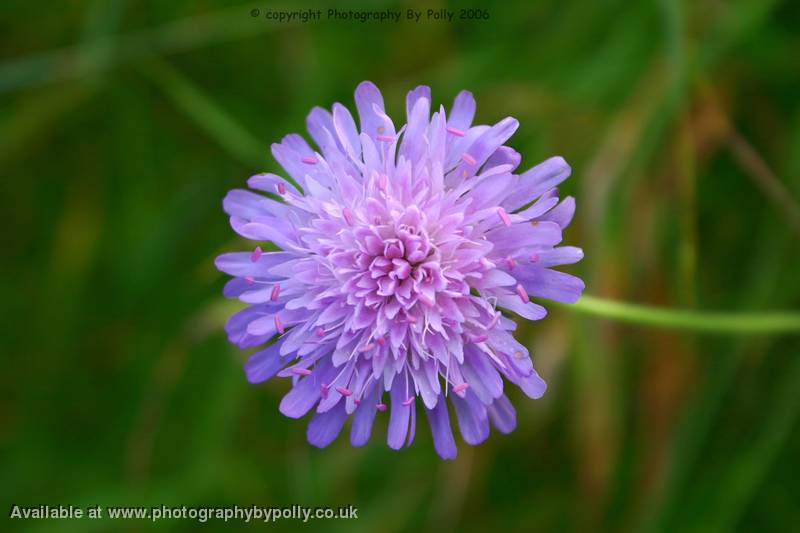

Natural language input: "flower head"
[216,81,584,459]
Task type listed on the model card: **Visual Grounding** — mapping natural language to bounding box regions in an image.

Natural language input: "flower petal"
[462,345,504,404]
[247,173,301,196]
[214,251,293,277]
[400,93,431,164]
[307,401,348,448]
[448,90,476,131]
[487,394,517,434]
[244,337,287,383]
[354,81,395,143]
[540,196,576,228]
[350,382,380,446]
[223,189,289,219]
[502,156,571,212]
[515,267,585,303]
[452,391,490,445]
[425,396,457,460]
[279,373,323,419]
[387,374,412,450]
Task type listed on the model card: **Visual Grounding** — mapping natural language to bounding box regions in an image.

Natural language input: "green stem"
[562,294,800,334]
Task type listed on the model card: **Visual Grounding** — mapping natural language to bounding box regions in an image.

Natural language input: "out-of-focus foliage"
[1,1,799,531]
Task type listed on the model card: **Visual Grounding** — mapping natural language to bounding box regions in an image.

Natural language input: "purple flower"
[216,81,584,459]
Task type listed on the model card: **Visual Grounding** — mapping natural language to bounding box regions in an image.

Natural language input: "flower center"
[332,204,459,316]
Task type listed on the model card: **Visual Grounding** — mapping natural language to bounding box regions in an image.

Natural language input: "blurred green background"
[2,0,800,531]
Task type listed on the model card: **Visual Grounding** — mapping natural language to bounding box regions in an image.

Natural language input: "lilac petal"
[244,337,287,383]
[409,359,440,409]
[487,221,563,254]
[360,133,381,171]
[350,382,380,446]
[517,368,547,399]
[496,294,548,320]
[448,90,476,131]
[444,125,490,175]
[279,376,322,419]
[467,173,517,211]
[451,391,490,445]
[531,246,584,267]
[247,173,301,196]
[354,81,394,143]
[487,394,517,434]
[306,106,347,159]
[514,195,560,221]
[332,103,362,161]
[223,189,289,219]
[242,305,309,338]
[400,95,431,164]
[387,374,411,449]
[225,304,278,348]
[406,401,417,447]
[406,85,432,119]
[229,216,300,251]
[223,277,251,298]
[540,196,576,228]
[452,118,518,180]
[214,251,293,277]
[428,106,447,166]
[245,313,278,336]
[484,146,521,172]
[515,267,585,303]
[462,346,504,404]
[270,135,316,190]
[502,156,571,212]
[307,401,348,448]
[471,269,517,289]
[425,396,457,460]
[489,329,529,360]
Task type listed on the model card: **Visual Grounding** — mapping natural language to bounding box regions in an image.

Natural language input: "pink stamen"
[377,135,395,142]
[405,314,418,324]
[505,256,517,270]
[320,384,329,399]
[471,334,489,343]
[291,367,311,376]
[402,397,415,406]
[342,207,354,226]
[461,153,477,166]
[375,335,386,346]
[378,173,388,191]
[447,126,465,137]
[359,343,376,352]
[354,399,361,406]
[336,386,352,397]
[274,314,285,334]
[516,284,530,304]
[277,182,286,195]
[376,403,387,412]
[315,327,326,338]
[270,283,281,301]
[497,207,511,227]
[529,253,540,263]
[301,155,318,165]
[244,276,255,286]
[452,383,470,394]
[250,246,262,262]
